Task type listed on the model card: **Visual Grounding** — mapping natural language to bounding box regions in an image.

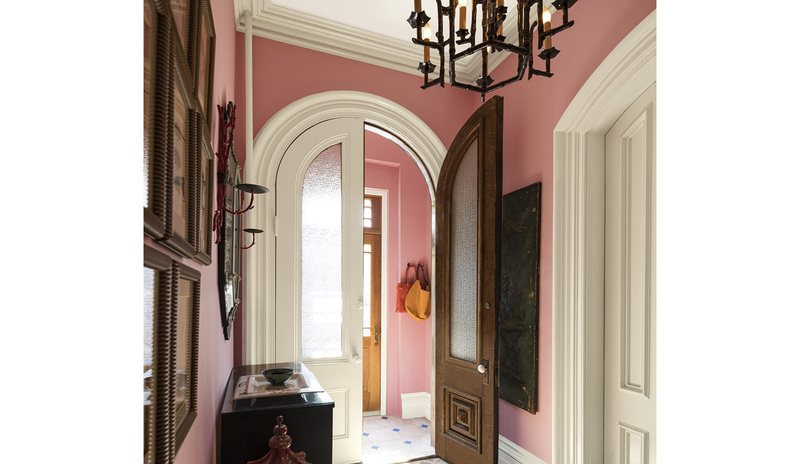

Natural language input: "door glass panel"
[301,144,344,359]
[449,139,479,363]
[363,244,372,332]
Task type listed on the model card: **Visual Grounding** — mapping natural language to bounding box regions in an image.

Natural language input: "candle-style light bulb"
[423,23,432,62]
[542,8,552,49]
[458,0,468,30]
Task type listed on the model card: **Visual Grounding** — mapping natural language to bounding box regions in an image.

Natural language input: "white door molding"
[552,11,656,464]
[243,91,445,365]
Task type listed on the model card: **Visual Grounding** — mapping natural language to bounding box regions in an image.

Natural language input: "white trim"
[232,0,544,83]
[499,435,549,464]
[242,91,445,366]
[552,10,656,464]
[401,392,432,421]
[365,187,389,417]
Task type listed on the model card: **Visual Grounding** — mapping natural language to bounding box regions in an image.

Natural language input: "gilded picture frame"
[143,245,201,463]
[161,23,197,259]
[144,0,171,240]
[190,0,216,131]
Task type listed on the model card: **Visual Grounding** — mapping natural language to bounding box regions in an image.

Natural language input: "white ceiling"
[232,0,534,82]
[270,0,418,44]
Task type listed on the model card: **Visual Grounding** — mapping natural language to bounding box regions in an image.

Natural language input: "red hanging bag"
[395,263,417,313]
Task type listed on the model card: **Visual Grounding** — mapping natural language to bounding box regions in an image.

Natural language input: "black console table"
[219,362,334,464]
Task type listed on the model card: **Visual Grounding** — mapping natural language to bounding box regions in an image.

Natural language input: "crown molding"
[233,0,530,84]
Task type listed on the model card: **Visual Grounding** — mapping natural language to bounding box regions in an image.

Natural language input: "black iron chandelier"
[408,0,578,100]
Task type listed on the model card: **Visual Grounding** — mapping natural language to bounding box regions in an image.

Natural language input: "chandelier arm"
[517,1,528,75]
[421,77,444,90]
[537,0,544,50]
[545,21,575,39]
[446,0,456,86]
[451,40,527,62]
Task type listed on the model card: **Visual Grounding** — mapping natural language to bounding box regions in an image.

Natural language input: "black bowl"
[262,368,294,386]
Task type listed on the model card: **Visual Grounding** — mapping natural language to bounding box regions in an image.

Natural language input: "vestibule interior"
[364,127,433,419]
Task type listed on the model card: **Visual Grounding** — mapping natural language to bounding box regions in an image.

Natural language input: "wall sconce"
[213,102,269,250]
[214,101,268,340]
[241,228,264,250]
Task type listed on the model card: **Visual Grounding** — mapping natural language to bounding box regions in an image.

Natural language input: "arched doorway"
[241,91,444,463]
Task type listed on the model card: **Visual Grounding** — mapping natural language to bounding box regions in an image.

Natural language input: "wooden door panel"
[435,96,503,464]
[363,231,382,412]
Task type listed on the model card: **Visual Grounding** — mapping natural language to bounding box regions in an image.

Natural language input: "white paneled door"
[604,83,657,464]
[275,118,365,464]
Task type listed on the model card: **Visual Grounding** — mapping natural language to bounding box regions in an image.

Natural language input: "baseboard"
[498,435,548,464]
[400,392,431,421]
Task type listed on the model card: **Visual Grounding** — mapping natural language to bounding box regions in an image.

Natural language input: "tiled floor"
[361,415,438,464]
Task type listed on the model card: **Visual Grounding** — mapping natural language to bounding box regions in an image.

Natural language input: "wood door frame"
[552,11,656,464]
[365,188,389,416]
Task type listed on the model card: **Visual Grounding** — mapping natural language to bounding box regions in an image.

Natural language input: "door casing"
[364,188,389,415]
[552,10,656,464]
[242,91,445,366]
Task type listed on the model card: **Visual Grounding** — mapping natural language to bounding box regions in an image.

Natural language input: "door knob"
[352,354,362,364]
[477,363,486,374]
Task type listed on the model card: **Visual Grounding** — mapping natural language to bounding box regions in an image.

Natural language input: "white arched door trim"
[552,11,656,464]
[242,91,446,364]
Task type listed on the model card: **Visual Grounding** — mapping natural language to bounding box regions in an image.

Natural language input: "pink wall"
[222,2,655,463]
[170,1,238,464]
[232,34,474,169]
[365,131,433,417]
[488,2,656,462]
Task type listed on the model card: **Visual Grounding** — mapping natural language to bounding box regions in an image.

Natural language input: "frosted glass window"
[449,139,478,363]
[301,144,344,359]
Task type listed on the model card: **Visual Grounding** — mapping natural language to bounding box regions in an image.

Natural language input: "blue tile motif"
[404,441,413,445]
[371,445,380,450]
[363,432,370,436]
[393,428,400,432]
[381,416,388,420]
[421,424,429,428]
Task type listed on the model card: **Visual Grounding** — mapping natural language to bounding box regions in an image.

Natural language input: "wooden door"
[362,194,382,412]
[274,117,364,464]
[604,83,656,464]
[435,96,503,464]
